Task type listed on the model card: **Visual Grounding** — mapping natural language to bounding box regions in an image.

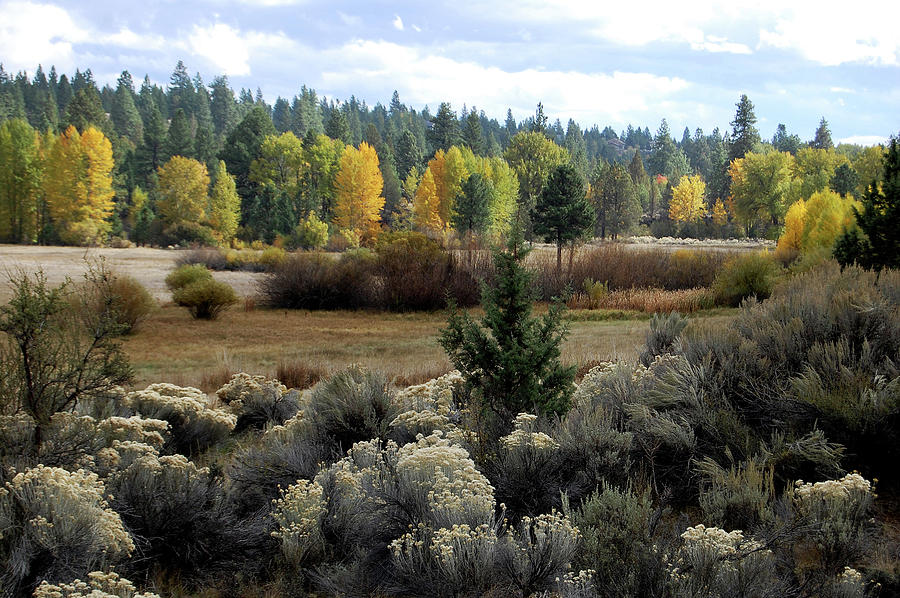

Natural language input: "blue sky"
[1,0,897,144]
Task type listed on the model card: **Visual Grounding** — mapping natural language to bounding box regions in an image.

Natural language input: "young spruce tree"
[439,230,575,426]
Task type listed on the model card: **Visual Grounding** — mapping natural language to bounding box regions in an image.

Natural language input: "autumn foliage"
[333,141,385,244]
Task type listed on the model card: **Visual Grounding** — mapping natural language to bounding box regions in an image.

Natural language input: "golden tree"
[207,160,241,243]
[711,197,728,226]
[413,168,443,233]
[333,141,384,243]
[157,156,210,231]
[669,174,706,223]
[44,125,115,245]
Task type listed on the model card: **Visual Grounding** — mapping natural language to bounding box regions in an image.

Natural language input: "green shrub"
[172,278,238,319]
[564,483,657,597]
[165,264,212,291]
[291,211,329,250]
[696,456,775,531]
[711,251,779,307]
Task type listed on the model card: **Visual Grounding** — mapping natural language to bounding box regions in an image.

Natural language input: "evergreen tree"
[63,87,110,137]
[168,60,194,116]
[165,108,194,160]
[834,136,900,270]
[530,102,548,135]
[110,71,142,144]
[325,108,351,144]
[463,108,484,155]
[772,123,801,154]
[564,119,589,179]
[290,85,323,138]
[440,233,575,422]
[136,103,167,183]
[220,105,277,216]
[272,97,291,133]
[396,129,422,180]
[427,102,460,152]
[209,75,237,136]
[811,117,834,150]
[830,163,859,198]
[728,94,760,163]
[532,163,594,271]
[453,172,491,236]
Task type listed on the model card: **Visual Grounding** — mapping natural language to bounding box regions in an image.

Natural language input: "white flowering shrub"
[270,479,326,567]
[668,524,782,597]
[390,370,466,444]
[0,465,134,594]
[497,510,581,596]
[791,473,874,572]
[123,383,235,455]
[216,373,301,432]
[491,413,564,518]
[33,571,160,598]
[500,413,559,451]
[390,522,500,596]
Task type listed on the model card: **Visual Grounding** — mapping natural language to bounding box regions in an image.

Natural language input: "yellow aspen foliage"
[800,190,858,253]
[44,125,115,245]
[669,174,707,223]
[207,160,241,243]
[485,157,519,238]
[711,197,728,227]
[333,141,384,244]
[427,147,470,230]
[776,199,807,260]
[250,131,305,198]
[157,156,210,230]
[413,167,443,233]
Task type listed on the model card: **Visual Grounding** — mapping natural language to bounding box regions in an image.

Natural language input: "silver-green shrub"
[0,465,134,593]
[564,482,654,597]
[697,456,775,531]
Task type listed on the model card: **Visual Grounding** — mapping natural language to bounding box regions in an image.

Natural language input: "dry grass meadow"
[0,245,734,391]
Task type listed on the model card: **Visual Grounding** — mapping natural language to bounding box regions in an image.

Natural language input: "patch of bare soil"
[0,245,264,302]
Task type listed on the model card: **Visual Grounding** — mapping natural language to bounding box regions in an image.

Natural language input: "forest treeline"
[0,60,890,249]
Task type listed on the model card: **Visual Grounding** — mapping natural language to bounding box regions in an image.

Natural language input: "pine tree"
[453,172,491,236]
[811,117,834,150]
[165,108,194,160]
[835,136,900,270]
[272,97,291,133]
[463,108,483,155]
[532,163,594,271]
[110,71,142,144]
[440,233,575,423]
[427,102,460,152]
[728,94,760,163]
[325,108,351,144]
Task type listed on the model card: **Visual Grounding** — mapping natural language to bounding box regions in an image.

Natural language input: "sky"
[1,0,897,145]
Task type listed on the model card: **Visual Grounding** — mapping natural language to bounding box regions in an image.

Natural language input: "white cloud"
[838,135,888,146]
[102,28,167,52]
[319,40,689,124]
[393,15,404,31]
[412,24,422,33]
[338,11,361,27]
[758,4,900,66]
[187,23,296,77]
[830,87,855,94]
[0,1,89,71]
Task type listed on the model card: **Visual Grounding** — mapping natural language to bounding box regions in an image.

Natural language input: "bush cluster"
[165,264,238,319]
[1,261,898,597]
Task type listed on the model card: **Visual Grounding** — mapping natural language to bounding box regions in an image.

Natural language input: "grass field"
[120,304,735,391]
[0,245,737,391]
